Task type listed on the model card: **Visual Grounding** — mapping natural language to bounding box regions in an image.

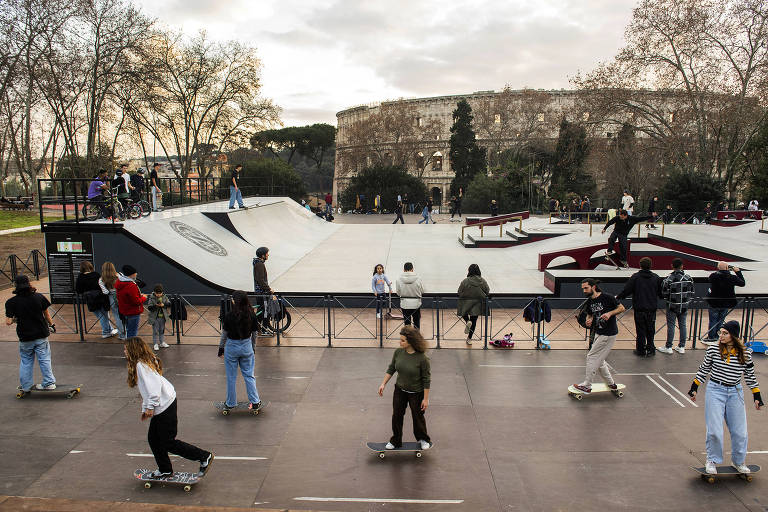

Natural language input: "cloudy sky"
[136,0,636,127]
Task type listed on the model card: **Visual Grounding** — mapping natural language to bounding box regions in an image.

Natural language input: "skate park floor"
[1,340,767,512]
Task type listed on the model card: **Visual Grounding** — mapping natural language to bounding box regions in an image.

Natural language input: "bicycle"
[127,196,152,218]
[253,297,292,334]
[82,188,140,221]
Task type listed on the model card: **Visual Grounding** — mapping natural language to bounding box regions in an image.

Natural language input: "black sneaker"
[608,383,618,390]
[249,401,262,411]
[198,453,214,477]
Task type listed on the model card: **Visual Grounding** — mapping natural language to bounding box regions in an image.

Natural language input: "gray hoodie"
[397,272,424,309]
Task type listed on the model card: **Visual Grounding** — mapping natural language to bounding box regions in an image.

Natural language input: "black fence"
[0,250,46,284]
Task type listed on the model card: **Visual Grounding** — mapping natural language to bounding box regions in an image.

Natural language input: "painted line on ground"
[174,374,209,377]
[616,373,658,376]
[479,365,585,368]
[646,375,685,407]
[294,497,464,504]
[701,451,768,455]
[666,372,697,375]
[69,450,85,454]
[657,375,698,407]
[126,453,267,461]
[96,356,125,359]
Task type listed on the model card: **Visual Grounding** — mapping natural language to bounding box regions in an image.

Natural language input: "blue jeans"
[94,308,112,335]
[19,338,55,391]
[705,381,748,465]
[109,291,125,339]
[418,207,429,224]
[707,308,729,340]
[125,314,140,338]
[229,186,244,208]
[224,338,260,407]
[665,309,687,348]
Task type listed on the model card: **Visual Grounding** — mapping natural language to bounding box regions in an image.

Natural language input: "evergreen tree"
[549,118,594,199]
[449,100,486,196]
[744,112,768,202]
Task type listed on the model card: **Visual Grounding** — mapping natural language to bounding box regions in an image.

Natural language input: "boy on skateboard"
[601,209,650,267]
[572,279,625,394]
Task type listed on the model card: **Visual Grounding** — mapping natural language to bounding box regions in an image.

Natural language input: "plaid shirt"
[661,270,695,313]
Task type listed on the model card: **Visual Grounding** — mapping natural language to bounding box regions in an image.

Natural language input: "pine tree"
[449,100,486,196]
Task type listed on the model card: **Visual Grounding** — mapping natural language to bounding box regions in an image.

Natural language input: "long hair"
[125,337,163,387]
[373,263,384,275]
[467,264,481,277]
[719,333,748,365]
[101,261,118,290]
[400,326,428,353]
[231,290,253,336]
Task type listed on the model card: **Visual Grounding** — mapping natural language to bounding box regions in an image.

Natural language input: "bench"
[0,202,31,210]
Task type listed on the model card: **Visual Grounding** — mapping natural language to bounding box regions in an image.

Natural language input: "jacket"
[146,293,170,325]
[661,270,695,313]
[396,272,424,309]
[115,274,147,316]
[523,299,552,323]
[707,269,745,308]
[253,258,272,294]
[616,269,661,311]
[76,271,109,312]
[604,214,651,236]
[457,275,490,317]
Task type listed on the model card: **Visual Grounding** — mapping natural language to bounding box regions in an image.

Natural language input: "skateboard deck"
[16,384,81,399]
[367,441,433,458]
[604,252,626,269]
[568,382,626,400]
[213,400,269,416]
[134,468,200,492]
[692,464,760,483]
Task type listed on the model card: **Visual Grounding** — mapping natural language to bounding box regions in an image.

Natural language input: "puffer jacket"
[457,275,490,317]
[115,274,147,316]
[397,272,424,309]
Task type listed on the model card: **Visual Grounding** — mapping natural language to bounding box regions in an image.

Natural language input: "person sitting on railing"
[88,169,110,216]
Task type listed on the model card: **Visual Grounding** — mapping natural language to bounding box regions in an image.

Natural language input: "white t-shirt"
[622,195,634,212]
[136,362,176,415]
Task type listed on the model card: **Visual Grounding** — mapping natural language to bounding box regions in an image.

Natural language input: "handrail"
[461,216,523,240]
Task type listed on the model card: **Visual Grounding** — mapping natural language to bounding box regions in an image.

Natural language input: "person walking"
[457,264,489,345]
[218,291,262,412]
[149,163,163,211]
[617,257,662,356]
[490,199,499,217]
[252,247,274,336]
[377,326,432,451]
[392,197,404,224]
[601,209,651,267]
[404,193,413,214]
[688,320,763,475]
[146,284,171,351]
[75,261,117,339]
[229,164,245,209]
[397,262,423,329]
[425,197,436,223]
[124,337,214,479]
[661,258,695,354]
[646,195,658,229]
[115,265,148,338]
[572,278,625,394]
[5,275,57,393]
[100,262,125,340]
[324,192,333,218]
[621,190,634,215]
[371,264,393,319]
[705,262,745,341]
[452,189,463,219]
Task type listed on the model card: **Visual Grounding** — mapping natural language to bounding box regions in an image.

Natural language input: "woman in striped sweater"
[688,320,763,474]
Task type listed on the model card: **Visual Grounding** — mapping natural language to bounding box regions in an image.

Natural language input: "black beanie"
[722,320,740,339]
[122,264,138,276]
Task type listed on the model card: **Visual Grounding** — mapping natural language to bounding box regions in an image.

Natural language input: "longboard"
[692,464,760,483]
[367,441,432,459]
[213,400,269,416]
[568,382,626,401]
[134,468,200,492]
[16,384,81,399]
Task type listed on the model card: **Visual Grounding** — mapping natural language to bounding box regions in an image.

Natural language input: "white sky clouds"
[135,0,635,127]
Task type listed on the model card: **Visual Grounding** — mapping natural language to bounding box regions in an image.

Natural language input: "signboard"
[45,233,94,303]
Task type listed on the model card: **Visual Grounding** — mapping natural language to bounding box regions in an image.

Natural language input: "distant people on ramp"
[229,164,245,209]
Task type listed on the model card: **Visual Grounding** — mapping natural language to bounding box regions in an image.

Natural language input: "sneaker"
[419,440,431,450]
[464,322,471,334]
[35,383,56,390]
[657,346,673,354]
[248,401,262,411]
[606,249,615,255]
[466,337,472,345]
[734,463,751,474]
[101,333,113,339]
[110,328,118,336]
[572,384,591,393]
[149,470,173,479]
[153,343,159,351]
[705,460,717,474]
[159,342,170,348]
[376,313,381,319]
[385,442,395,450]
[674,346,685,354]
[198,453,214,476]
[607,383,618,390]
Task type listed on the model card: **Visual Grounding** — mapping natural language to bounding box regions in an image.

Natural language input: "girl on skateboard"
[378,326,432,451]
[125,337,214,479]
[688,320,763,475]
[218,290,262,411]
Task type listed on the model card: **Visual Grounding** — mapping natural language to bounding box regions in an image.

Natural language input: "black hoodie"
[617,269,662,310]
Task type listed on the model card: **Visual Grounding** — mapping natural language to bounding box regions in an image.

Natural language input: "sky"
[135,0,636,128]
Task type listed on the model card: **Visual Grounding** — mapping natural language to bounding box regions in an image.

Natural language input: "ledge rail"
[461,216,523,240]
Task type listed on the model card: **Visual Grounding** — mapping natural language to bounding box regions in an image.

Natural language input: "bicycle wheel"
[267,310,291,333]
[138,200,151,217]
[82,203,101,221]
[127,204,142,219]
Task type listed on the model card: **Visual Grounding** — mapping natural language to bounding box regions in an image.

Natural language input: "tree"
[744,111,768,201]
[240,158,305,200]
[251,123,335,172]
[549,118,594,199]
[339,165,427,213]
[449,99,486,196]
[462,171,527,215]
[660,170,724,212]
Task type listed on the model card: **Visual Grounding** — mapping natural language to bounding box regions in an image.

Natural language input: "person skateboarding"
[125,337,214,479]
[688,320,763,475]
[572,278,625,394]
[377,326,431,451]
[601,209,651,267]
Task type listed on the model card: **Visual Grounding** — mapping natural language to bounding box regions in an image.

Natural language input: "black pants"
[148,399,209,473]
[392,211,404,224]
[452,204,462,218]
[402,308,421,329]
[634,310,657,354]
[462,314,478,337]
[607,231,628,262]
[390,385,430,447]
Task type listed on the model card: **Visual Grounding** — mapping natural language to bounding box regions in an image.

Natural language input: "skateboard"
[367,441,432,459]
[604,252,627,269]
[213,400,269,416]
[16,384,81,399]
[134,468,200,492]
[692,464,760,483]
[568,382,626,401]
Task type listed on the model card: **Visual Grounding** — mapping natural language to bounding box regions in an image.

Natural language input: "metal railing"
[0,250,46,284]
[461,216,523,239]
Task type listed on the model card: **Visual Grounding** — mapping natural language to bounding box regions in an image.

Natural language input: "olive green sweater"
[386,348,431,392]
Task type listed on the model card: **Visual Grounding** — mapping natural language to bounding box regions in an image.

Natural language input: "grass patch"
[0,211,48,230]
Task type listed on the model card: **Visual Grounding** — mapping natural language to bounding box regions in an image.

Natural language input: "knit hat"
[122,264,138,276]
[14,274,31,291]
[722,320,740,339]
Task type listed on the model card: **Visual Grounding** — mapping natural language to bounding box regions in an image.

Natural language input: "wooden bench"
[0,202,31,210]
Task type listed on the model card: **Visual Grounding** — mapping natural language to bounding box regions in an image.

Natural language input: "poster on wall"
[45,232,94,303]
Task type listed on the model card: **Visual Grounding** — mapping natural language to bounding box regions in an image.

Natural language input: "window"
[494,114,501,124]
[416,117,423,127]
[582,112,590,121]
[537,113,545,122]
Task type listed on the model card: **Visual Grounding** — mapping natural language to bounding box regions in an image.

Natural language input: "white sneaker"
[376,313,381,319]
[734,463,751,474]
[35,383,56,390]
[466,337,472,345]
[101,333,113,339]
[705,460,717,474]
[159,342,170,348]
[153,343,159,351]
[419,440,431,450]
[674,346,685,354]
[110,328,118,336]
[464,322,471,334]
[657,347,673,354]
[385,442,395,450]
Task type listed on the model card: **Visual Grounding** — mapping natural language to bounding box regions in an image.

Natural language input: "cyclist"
[130,168,146,204]
[87,169,110,218]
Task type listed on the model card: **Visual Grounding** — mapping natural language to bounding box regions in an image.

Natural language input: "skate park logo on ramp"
[169,221,228,257]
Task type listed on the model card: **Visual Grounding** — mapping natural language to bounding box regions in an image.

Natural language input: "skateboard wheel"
[184,485,191,492]
[746,475,753,482]
[251,409,259,415]
[144,482,152,489]
[575,394,583,401]
[617,391,624,398]
[378,453,385,459]
[66,392,75,399]
[707,477,715,484]
[222,410,229,416]
[16,392,23,399]
[416,452,422,458]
